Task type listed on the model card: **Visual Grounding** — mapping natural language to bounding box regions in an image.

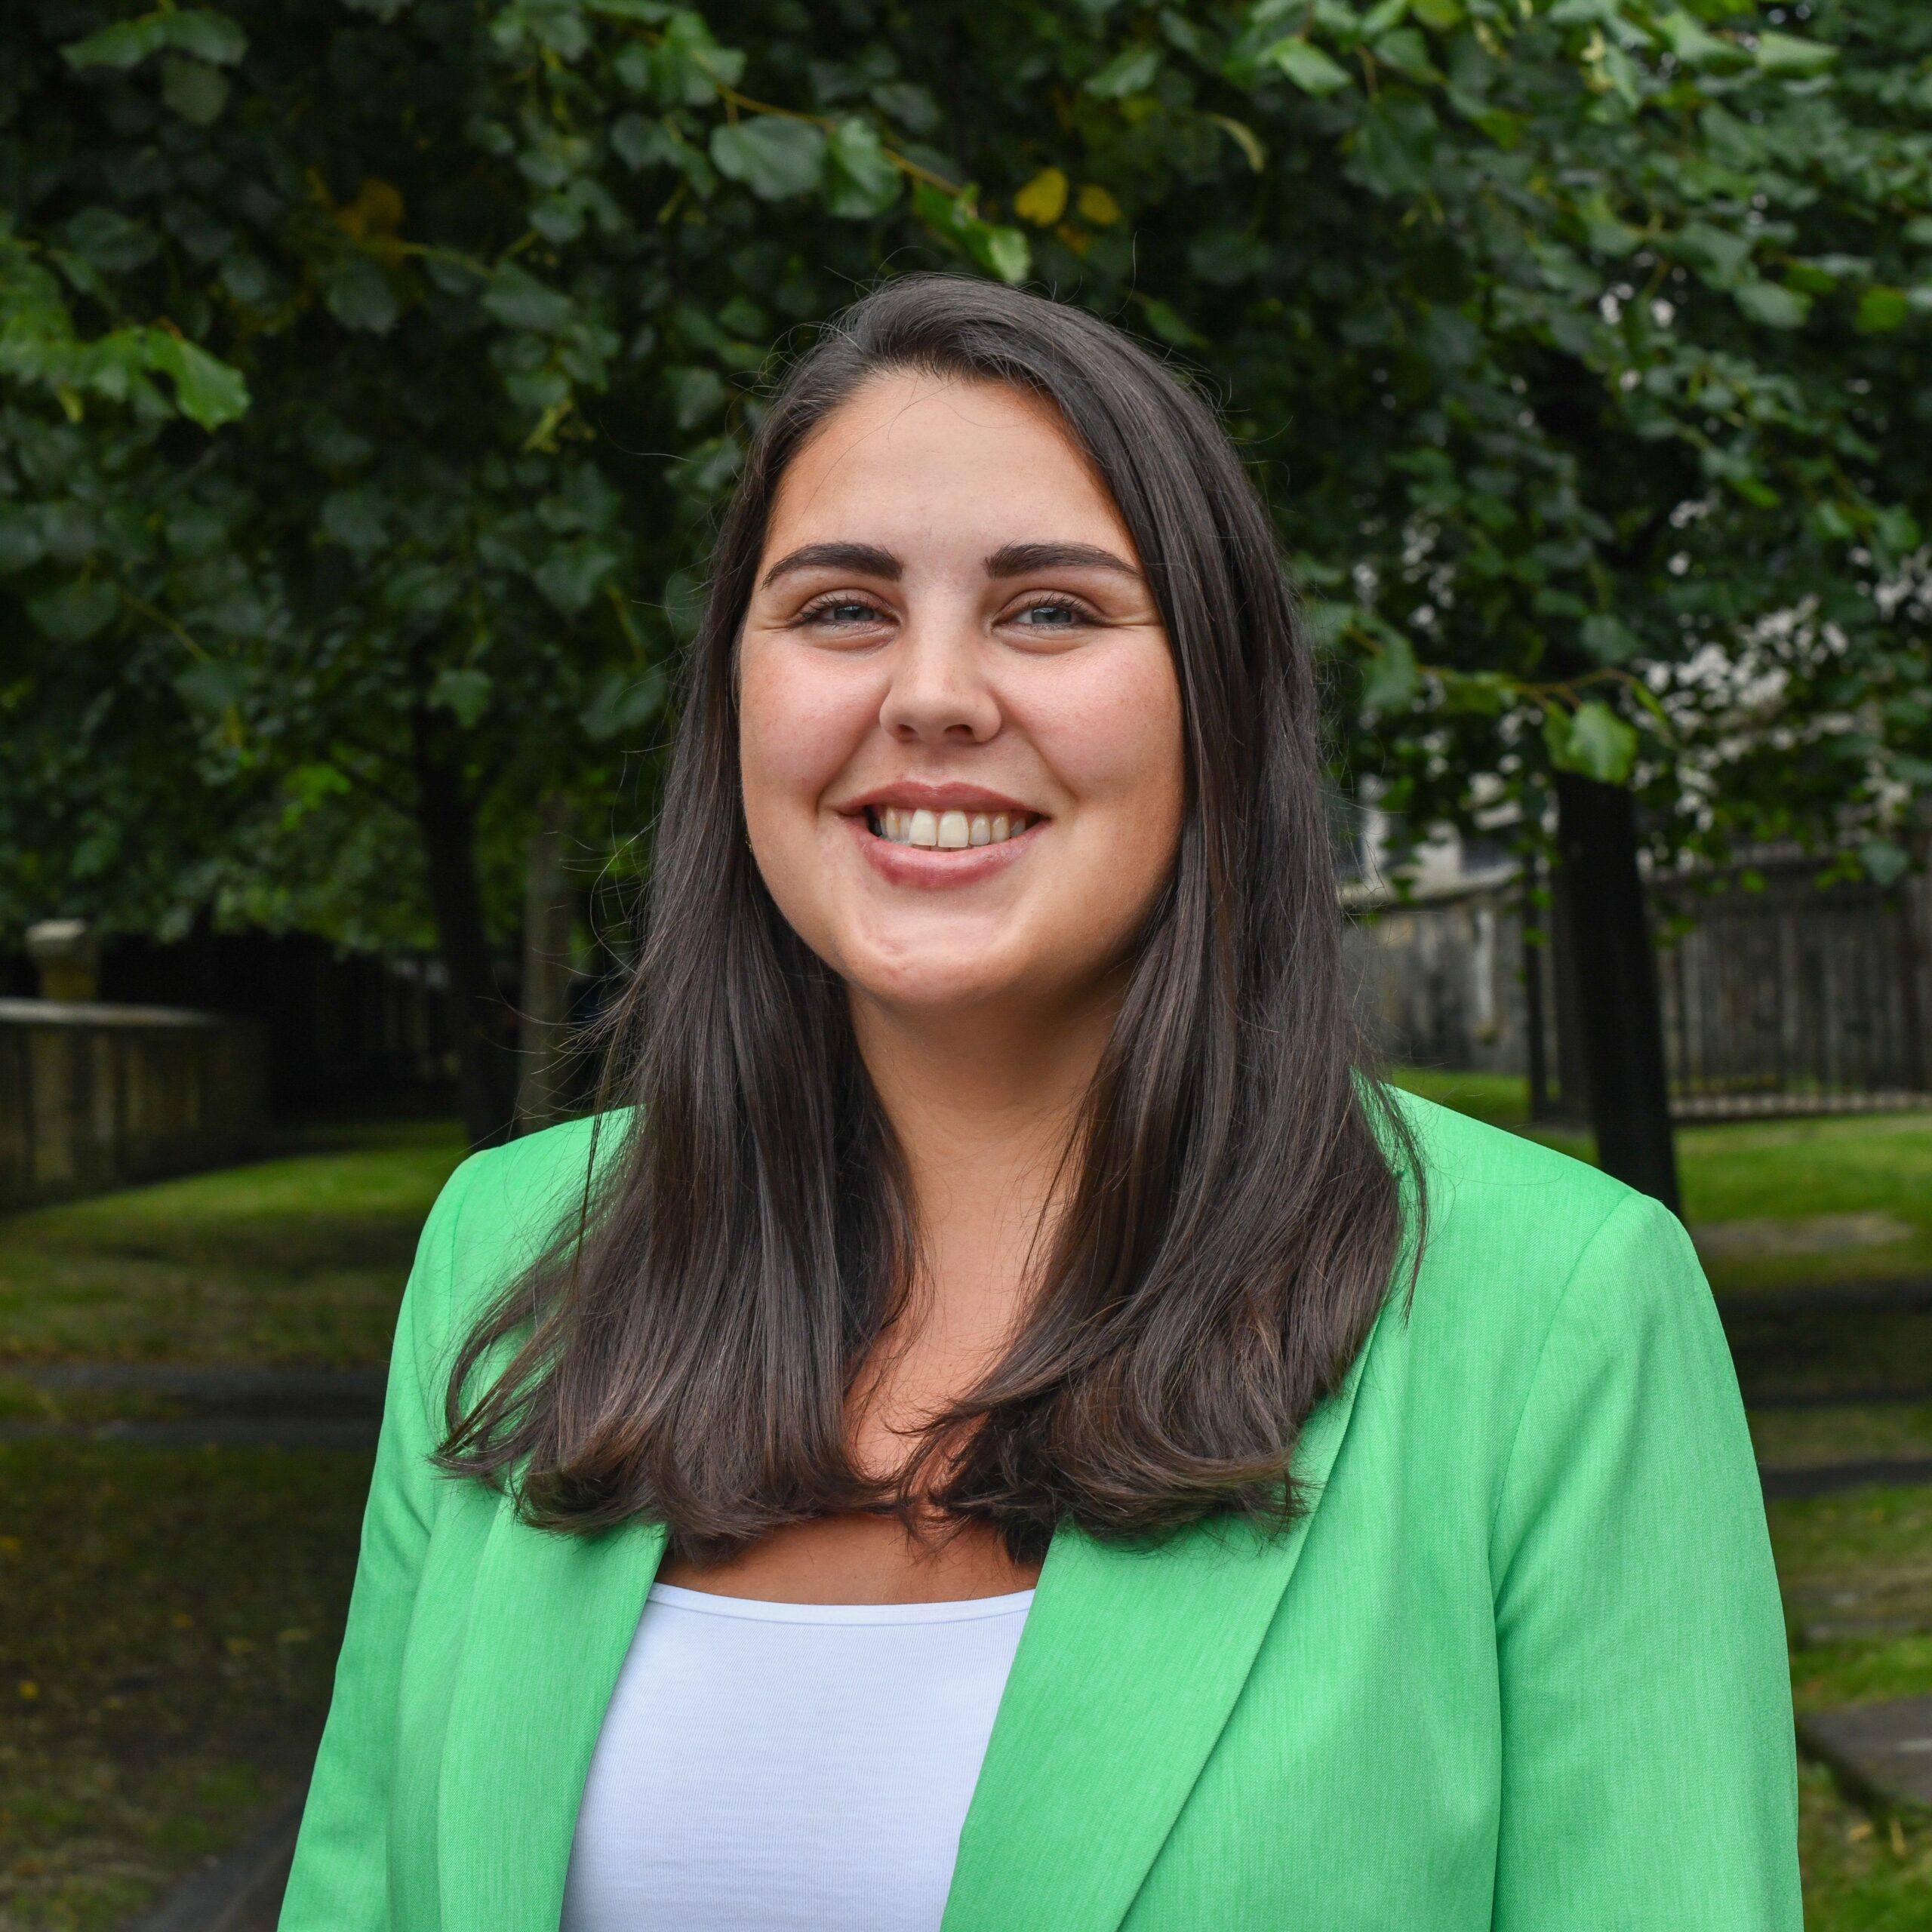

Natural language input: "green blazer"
[278,1094,1801,1930]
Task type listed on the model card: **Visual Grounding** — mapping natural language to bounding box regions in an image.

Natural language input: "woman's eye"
[802,598,886,628]
[1009,600,1090,630]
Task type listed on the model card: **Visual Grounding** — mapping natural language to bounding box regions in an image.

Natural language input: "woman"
[279,275,1800,1931]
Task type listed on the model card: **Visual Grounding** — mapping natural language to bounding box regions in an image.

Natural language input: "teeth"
[869,807,1032,846]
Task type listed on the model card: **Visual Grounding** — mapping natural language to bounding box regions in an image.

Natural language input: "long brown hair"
[435,274,1418,1561]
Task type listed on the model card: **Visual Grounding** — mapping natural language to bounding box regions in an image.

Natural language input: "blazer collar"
[435,1317,1379,1932]
[437,1503,667,1931]
[940,1324,1381,1932]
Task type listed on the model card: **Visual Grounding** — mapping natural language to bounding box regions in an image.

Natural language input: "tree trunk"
[515,791,578,1134]
[1552,772,1681,1213]
[411,709,517,1150]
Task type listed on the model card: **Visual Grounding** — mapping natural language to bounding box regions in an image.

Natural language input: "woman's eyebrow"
[760,541,901,588]
[983,540,1140,580]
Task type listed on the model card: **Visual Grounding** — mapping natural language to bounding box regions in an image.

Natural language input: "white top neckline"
[644,1580,1037,1626]
[561,1577,1035,1930]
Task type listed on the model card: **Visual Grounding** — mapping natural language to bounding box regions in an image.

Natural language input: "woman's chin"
[841,951,1058,1023]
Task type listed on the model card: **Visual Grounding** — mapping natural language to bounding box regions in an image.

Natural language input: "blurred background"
[2,0,1930,1924]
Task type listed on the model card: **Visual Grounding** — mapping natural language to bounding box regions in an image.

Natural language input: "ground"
[1,1098,1927,1926]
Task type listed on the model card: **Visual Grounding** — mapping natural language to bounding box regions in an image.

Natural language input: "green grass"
[1796,1761,1932,1930]
[1752,1404,1932,1469]
[0,1118,466,1368]
[0,1442,371,1930]
[1387,1069,1932,1295]
[1771,1487,1932,1926]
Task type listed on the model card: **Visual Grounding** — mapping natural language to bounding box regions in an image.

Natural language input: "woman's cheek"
[738,640,869,832]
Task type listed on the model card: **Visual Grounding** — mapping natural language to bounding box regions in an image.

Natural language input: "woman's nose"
[876,620,1001,746]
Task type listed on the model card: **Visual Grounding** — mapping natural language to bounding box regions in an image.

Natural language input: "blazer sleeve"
[1487,1192,1801,1930]
[278,1149,490,1931]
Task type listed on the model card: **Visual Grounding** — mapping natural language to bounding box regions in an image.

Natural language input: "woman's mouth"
[864,806,1039,850]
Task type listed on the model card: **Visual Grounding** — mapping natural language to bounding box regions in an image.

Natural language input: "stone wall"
[0,999,268,1212]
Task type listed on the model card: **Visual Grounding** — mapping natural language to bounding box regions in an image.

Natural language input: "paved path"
[1800,1695,1932,1811]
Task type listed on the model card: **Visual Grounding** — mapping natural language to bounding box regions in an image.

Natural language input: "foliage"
[1,0,1928,1036]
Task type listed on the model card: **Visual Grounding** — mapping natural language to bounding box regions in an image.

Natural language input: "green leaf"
[534,539,620,615]
[1733,279,1810,330]
[1361,0,1409,34]
[581,664,668,741]
[1271,38,1354,94]
[0,508,47,575]
[60,16,169,69]
[1858,838,1910,888]
[1653,12,1748,72]
[611,112,672,171]
[1579,614,1639,664]
[651,11,745,104]
[1441,669,1511,716]
[174,657,247,713]
[825,118,900,220]
[870,82,940,134]
[481,265,574,335]
[1410,0,1463,23]
[29,578,119,643]
[663,566,706,640]
[143,331,250,428]
[709,118,827,200]
[1546,701,1638,783]
[63,209,162,275]
[429,666,492,728]
[1855,287,1909,334]
[1754,30,1837,79]
[319,489,389,557]
[1085,44,1162,99]
[1371,27,1435,79]
[1138,297,1207,348]
[1360,634,1419,712]
[665,364,725,430]
[161,56,229,124]
[164,10,248,64]
[321,255,401,334]
[912,185,1031,285]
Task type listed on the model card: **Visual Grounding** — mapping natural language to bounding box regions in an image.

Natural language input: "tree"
[5,0,1926,1171]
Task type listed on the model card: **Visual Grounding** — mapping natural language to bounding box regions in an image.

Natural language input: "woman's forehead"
[763,372,1134,565]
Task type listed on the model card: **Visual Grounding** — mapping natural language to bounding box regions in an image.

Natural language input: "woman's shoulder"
[1386,1088,1702,1340]
[409,1109,634,1327]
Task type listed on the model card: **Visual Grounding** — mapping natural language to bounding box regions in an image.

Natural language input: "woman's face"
[738,372,1185,1026]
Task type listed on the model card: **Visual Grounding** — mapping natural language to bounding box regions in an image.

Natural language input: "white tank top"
[558,1581,1035,1932]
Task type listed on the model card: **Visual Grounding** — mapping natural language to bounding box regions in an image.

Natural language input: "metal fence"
[1653,860,1929,1119]
[1347,843,1932,1121]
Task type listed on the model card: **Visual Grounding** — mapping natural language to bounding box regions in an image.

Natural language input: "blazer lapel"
[942,1324,1382,1932]
[436,1493,666,1931]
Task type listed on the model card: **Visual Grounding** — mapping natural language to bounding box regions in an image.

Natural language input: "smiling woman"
[278,277,1801,1932]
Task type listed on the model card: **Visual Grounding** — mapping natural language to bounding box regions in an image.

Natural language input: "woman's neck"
[844,986,1117,1457]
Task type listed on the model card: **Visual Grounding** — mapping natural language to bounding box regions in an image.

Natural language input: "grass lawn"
[0,1118,466,1369]
[0,1442,370,1930]
[1388,1069,1932,1296]
[1772,1487,1932,1928]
